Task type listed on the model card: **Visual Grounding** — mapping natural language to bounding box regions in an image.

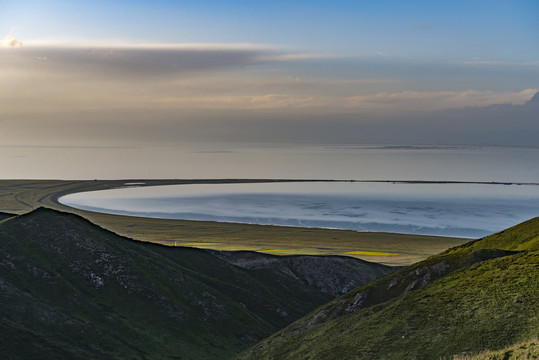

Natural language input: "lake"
[60,180,539,238]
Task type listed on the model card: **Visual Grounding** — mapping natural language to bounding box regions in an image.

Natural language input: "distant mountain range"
[236,216,539,359]
[0,208,392,359]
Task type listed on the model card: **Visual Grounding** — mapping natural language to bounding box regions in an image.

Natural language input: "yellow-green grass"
[345,250,400,256]
[452,338,538,360]
[0,179,468,266]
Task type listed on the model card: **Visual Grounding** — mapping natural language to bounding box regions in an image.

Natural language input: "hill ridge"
[236,217,539,359]
[0,207,393,359]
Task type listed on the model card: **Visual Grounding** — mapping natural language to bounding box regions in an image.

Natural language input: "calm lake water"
[60,180,539,238]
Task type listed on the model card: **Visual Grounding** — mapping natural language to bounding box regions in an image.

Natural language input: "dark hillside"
[212,250,392,297]
[0,211,15,221]
[0,208,392,359]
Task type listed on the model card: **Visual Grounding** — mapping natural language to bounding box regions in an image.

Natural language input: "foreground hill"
[0,208,393,360]
[237,218,539,360]
[0,211,15,221]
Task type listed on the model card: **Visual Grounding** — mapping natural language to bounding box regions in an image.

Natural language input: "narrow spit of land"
[0,179,475,265]
[353,180,539,185]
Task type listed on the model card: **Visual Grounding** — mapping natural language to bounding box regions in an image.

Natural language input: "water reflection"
[60,181,539,238]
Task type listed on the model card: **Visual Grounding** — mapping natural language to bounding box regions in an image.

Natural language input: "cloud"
[0,42,284,114]
[344,89,538,112]
[0,41,345,82]
[0,43,276,80]
[156,94,325,110]
[150,89,538,113]
[3,34,22,47]
[259,53,339,62]
[1,41,538,148]
[2,87,539,148]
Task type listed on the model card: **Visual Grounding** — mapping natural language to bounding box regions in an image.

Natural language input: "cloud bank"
[1,43,273,77]
[1,42,538,148]
[2,43,535,114]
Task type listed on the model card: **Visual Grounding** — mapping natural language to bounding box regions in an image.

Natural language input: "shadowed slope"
[0,208,393,360]
[0,212,15,221]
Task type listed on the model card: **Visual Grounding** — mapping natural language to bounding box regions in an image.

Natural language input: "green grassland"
[235,218,539,360]
[0,179,467,266]
[453,338,538,360]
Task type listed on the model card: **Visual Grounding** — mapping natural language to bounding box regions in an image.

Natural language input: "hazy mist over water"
[3,145,539,181]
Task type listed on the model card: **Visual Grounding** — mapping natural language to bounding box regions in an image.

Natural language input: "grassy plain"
[0,179,468,265]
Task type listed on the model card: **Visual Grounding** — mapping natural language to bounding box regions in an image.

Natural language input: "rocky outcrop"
[213,250,394,297]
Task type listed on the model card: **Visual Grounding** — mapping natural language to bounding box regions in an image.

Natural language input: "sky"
[0,0,538,178]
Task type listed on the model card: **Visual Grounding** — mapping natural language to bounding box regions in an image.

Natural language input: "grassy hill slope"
[0,208,393,360]
[449,217,539,252]
[236,218,539,360]
[453,338,538,360]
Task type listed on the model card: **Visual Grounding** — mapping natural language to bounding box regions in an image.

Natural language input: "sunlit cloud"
[344,89,538,112]
[3,34,23,47]
[156,94,325,109]
[153,89,538,112]
[259,53,340,62]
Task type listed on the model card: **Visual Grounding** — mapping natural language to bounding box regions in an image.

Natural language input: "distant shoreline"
[47,178,539,206]
[346,180,539,186]
[0,179,520,266]
[57,178,539,239]
[76,178,539,188]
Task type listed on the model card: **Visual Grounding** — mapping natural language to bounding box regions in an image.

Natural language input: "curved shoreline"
[352,180,539,185]
[57,178,539,239]
[49,178,539,211]
[0,178,515,266]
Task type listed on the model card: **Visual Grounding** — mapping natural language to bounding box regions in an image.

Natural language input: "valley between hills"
[0,180,537,359]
